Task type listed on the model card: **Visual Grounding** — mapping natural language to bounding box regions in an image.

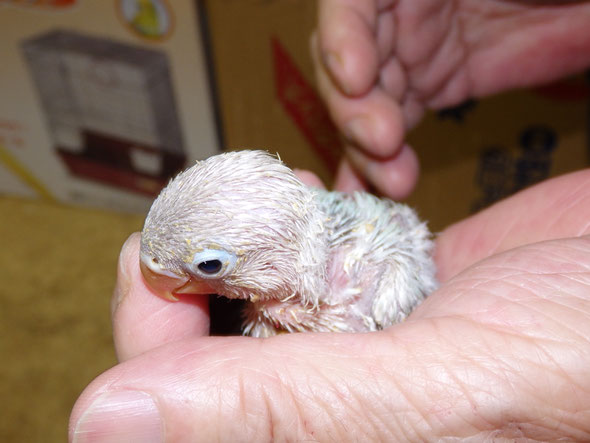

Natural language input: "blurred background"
[0,0,588,441]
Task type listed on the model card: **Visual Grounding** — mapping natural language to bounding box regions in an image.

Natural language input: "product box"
[0,0,219,212]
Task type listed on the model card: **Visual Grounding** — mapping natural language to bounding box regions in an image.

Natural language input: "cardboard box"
[1,0,588,229]
[0,0,219,212]
[204,0,590,231]
[203,0,340,183]
[406,82,590,230]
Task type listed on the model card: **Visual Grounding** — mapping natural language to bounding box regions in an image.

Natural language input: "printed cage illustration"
[22,29,186,195]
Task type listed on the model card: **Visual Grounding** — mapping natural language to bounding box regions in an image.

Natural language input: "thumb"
[69,330,456,442]
[112,233,210,362]
[69,316,567,443]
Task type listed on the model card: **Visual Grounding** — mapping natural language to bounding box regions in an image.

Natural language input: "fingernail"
[346,117,372,148]
[323,51,351,95]
[323,51,341,74]
[73,390,164,443]
[112,233,140,314]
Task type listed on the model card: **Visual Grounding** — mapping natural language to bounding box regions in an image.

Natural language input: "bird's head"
[140,150,327,306]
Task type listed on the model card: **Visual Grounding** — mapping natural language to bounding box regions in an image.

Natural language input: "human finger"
[111,233,210,362]
[418,235,590,331]
[343,143,420,199]
[435,168,590,282]
[312,29,406,159]
[333,156,370,192]
[293,168,326,189]
[317,0,381,96]
[71,332,439,442]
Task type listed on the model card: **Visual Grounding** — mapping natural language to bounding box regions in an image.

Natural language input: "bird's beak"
[173,279,216,295]
[139,260,215,301]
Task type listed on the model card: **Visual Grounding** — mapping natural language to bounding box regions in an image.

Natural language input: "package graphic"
[0,1,217,212]
[22,30,185,196]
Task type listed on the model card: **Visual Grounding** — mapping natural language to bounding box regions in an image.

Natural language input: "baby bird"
[140,150,437,337]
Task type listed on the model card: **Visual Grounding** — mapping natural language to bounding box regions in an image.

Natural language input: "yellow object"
[132,0,160,37]
[0,143,55,201]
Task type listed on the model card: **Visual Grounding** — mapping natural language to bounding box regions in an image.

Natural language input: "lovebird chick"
[140,150,437,337]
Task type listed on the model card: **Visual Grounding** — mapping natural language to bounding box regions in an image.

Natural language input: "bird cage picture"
[21,29,186,196]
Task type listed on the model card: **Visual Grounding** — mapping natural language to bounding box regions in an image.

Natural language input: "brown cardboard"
[407,84,589,231]
[203,0,340,183]
[204,0,589,232]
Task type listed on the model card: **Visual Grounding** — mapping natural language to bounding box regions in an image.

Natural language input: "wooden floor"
[0,196,144,442]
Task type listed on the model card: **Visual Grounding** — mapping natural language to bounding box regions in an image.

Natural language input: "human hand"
[314,0,590,197]
[70,169,590,442]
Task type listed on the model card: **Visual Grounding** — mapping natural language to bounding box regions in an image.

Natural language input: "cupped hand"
[70,170,590,442]
[314,0,590,197]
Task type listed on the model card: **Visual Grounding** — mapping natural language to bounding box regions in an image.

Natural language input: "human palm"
[315,0,590,197]
[70,170,590,441]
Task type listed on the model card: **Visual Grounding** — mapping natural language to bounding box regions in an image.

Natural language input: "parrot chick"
[140,150,437,337]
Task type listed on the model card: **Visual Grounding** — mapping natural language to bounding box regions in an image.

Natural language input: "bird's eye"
[197,259,223,275]
[190,248,237,278]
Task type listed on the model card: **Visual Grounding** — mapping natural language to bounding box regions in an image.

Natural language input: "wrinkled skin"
[70,169,590,442]
[315,0,590,197]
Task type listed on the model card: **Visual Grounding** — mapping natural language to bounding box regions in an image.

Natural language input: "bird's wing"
[366,200,437,327]
[316,189,437,328]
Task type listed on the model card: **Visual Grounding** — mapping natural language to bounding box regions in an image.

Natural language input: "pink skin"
[315,0,590,198]
[70,169,590,441]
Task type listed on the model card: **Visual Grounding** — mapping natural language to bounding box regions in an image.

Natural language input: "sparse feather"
[141,150,437,337]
